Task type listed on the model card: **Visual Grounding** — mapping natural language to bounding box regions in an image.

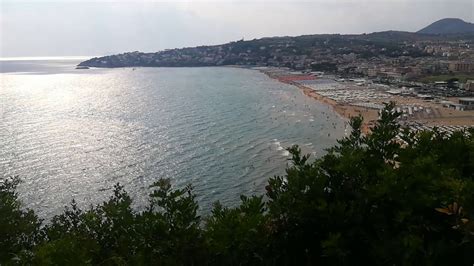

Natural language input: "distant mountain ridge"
[418,18,474,35]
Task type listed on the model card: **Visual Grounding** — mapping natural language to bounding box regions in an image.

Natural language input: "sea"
[0,57,346,218]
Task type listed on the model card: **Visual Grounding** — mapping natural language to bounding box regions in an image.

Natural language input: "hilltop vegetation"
[2,103,474,265]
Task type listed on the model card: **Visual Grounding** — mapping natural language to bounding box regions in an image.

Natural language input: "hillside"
[79,19,474,69]
[78,32,436,69]
[418,18,474,35]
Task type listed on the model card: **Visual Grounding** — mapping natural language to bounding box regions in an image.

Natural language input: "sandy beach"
[296,84,379,133]
[269,77,377,133]
[263,70,474,134]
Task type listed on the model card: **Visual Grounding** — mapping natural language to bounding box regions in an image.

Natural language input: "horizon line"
[0,56,96,61]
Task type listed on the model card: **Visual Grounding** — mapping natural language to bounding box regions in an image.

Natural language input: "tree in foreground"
[1,103,474,265]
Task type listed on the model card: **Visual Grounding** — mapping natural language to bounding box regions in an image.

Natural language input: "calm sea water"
[0,59,346,218]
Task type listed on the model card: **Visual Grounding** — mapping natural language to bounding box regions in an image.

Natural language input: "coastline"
[260,69,378,134]
[259,68,474,134]
[295,83,379,133]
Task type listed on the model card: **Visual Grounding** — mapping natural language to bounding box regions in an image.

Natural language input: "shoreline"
[261,70,377,134]
[260,68,474,134]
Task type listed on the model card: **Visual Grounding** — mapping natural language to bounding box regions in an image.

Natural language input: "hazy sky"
[1,0,473,57]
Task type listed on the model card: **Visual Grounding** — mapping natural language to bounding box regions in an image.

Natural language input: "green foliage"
[32,181,205,265]
[205,196,268,265]
[419,74,474,83]
[2,102,474,265]
[310,62,338,72]
[0,177,40,264]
